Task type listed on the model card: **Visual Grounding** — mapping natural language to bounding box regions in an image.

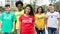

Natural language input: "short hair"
[49,4,54,6]
[15,1,23,7]
[5,4,10,7]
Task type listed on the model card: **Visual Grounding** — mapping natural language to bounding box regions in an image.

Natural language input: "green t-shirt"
[1,11,16,33]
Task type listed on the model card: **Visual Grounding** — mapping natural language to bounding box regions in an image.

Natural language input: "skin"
[25,7,31,16]
[38,8,42,14]
[48,6,55,13]
[5,7,10,12]
[17,4,23,11]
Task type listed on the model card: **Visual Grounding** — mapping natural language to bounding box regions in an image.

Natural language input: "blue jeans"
[2,32,12,34]
[48,27,59,34]
[16,29,19,34]
[35,27,45,34]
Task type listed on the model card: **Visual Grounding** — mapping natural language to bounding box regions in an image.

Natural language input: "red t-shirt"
[19,15,35,34]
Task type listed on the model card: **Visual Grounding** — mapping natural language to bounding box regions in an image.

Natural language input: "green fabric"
[1,11,16,33]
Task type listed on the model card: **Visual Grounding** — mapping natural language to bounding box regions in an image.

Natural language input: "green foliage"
[55,1,60,12]
[42,5,48,11]
[0,6,4,11]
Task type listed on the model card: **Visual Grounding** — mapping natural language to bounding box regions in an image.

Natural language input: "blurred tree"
[23,3,27,9]
[0,6,4,12]
[55,1,60,12]
[42,5,48,10]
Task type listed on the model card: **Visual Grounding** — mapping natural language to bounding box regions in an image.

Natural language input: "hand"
[57,28,59,32]
[12,29,14,32]
[46,26,48,30]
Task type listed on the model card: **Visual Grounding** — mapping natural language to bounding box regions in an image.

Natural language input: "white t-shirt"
[46,11,60,28]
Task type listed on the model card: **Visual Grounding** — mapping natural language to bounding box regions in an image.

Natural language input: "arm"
[12,22,15,32]
[45,18,48,30]
[57,18,60,32]
[56,18,60,32]
[19,16,22,34]
[45,13,48,30]
[0,21,2,28]
[0,14,3,28]
[12,13,17,32]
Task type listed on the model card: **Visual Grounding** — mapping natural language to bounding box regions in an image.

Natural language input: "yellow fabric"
[15,10,24,29]
[35,13,46,30]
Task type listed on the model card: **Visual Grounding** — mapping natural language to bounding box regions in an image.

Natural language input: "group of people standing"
[0,1,60,34]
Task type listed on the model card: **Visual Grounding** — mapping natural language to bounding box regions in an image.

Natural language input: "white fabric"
[46,11,60,28]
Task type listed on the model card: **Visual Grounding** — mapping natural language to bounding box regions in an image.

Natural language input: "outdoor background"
[0,0,60,34]
[0,0,60,13]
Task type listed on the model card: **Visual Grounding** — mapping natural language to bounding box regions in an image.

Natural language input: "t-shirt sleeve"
[43,13,46,17]
[32,16,35,23]
[57,12,60,19]
[46,13,49,18]
[12,13,17,22]
[0,14,3,21]
[19,15,22,22]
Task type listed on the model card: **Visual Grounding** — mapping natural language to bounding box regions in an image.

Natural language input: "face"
[5,7,10,12]
[48,6,54,12]
[25,7,31,14]
[38,8,42,13]
[17,4,22,10]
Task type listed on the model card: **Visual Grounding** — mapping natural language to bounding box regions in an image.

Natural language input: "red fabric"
[19,15,35,34]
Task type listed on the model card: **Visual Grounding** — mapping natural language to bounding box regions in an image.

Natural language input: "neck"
[50,10,54,11]
[38,12,42,14]
[6,11,10,12]
[25,14,29,17]
[18,8,22,11]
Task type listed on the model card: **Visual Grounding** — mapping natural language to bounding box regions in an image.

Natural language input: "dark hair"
[49,4,54,6]
[15,1,23,7]
[5,4,10,7]
[36,6,44,13]
[24,4,34,16]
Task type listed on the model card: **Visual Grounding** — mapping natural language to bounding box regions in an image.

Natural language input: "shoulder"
[10,11,15,14]
[30,15,35,19]
[35,14,38,16]
[42,13,46,15]
[2,11,6,15]
[46,12,50,14]
[22,10,24,12]
[54,11,59,14]
[20,14,24,17]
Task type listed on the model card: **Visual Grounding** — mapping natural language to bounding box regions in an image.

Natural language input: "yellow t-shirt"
[15,10,24,29]
[35,13,46,30]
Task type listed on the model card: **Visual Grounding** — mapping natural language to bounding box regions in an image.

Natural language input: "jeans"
[2,32,12,34]
[48,27,59,34]
[35,27,45,34]
[16,29,19,34]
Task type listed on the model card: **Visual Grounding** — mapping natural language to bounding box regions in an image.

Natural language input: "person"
[0,4,16,34]
[35,6,46,34]
[15,1,24,34]
[19,4,35,34]
[46,4,60,34]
